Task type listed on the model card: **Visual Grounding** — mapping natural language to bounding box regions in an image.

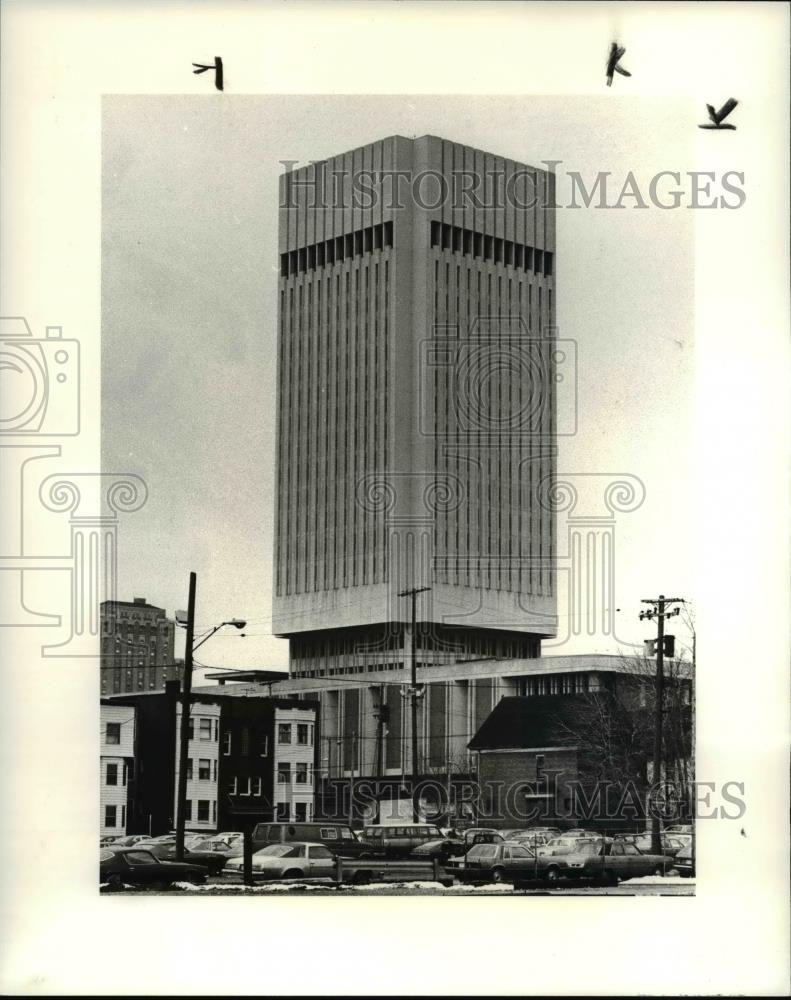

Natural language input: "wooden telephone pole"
[398,586,431,822]
[640,594,685,855]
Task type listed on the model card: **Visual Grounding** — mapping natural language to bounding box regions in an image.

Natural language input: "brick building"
[100,597,181,696]
[468,670,692,831]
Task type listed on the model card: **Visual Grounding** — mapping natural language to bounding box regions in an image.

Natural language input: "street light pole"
[174,574,246,861]
[175,571,196,861]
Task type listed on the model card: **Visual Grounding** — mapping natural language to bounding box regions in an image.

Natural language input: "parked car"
[506,830,557,849]
[225,842,337,880]
[672,842,695,877]
[665,824,693,836]
[99,835,118,847]
[357,823,445,858]
[251,822,367,857]
[446,842,543,884]
[100,847,208,888]
[538,840,675,884]
[411,829,503,859]
[191,834,244,856]
[626,833,690,858]
[145,842,227,875]
[108,834,153,848]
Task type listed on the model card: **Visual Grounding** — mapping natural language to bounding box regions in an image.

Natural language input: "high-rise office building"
[273,135,558,683]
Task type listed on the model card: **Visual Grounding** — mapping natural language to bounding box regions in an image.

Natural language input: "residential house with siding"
[100,700,135,836]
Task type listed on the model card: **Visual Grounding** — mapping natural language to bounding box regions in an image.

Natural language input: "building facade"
[109,686,318,835]
[468,672,693,831]
[273,135,558,678]
[100,597,180,696]
[100,700,135,836]
[269,136,562,794]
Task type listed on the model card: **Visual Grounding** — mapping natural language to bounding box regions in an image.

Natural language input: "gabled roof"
[468,695,598,751]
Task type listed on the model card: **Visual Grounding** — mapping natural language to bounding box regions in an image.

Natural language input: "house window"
[297,724,310,745]
[188,719,194,740]
[185,758,193,780]
[252,777,262,795]
[240,777,251,797]
[106,722,121,745]
[294,802,307,821]
[121,805,126,829]
[212,760,217,781]
[240,726,250,756]
[105,805,117,828]
[228,776,238,795]
[259,735,269,756]
[185,799,192,820]
[296,762,308,784]
[277,762,291,784]
[122,763,127,786]
[276,802,290,821]
[198,759,211,780]
[278,723,292,744]
[197,800,210,822]
[199,719,212,740]
[213,719,219,741]
[222,731,232,755]
[106,763,118,785]
[212,800,217,824]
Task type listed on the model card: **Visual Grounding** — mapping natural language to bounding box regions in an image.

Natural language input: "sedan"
[411,830,503,860]
[191,835,244,857]
[626,833,690,858]
[446,842,543,884]
[145,842,227,875]
[109,834,153,848]
[540,840,675,883]
[100,847,208,888]
[225,842,337,880]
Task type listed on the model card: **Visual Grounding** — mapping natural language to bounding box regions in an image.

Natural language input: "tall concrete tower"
[273,135,557,690]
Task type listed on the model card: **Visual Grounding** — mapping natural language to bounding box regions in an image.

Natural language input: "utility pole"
[640,594,684,855]
[398,586,431,822]
[175,571,196,861]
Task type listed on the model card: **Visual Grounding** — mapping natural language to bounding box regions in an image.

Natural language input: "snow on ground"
[622,876,695,886]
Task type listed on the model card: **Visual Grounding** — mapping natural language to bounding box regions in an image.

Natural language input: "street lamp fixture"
[174,572,245,859]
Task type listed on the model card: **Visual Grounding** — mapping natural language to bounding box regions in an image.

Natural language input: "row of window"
[188,717,219,742]
[104,762,127,786]
[280,221,394,278]
[429,220,554,276]
[277,762,312,784]
[227,776,264,796]
[185,799,217,823]
[186,758,218,782]
[104,804,126,829]
[277,722,313,746]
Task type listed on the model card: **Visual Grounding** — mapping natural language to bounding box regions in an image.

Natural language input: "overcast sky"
[102,95,695,674]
